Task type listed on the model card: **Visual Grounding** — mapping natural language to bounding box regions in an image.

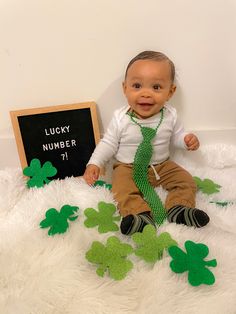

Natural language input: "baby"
[83,50,209,235]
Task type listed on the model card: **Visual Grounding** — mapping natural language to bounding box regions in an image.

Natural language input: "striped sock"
[120,211,156,235]
[167,205,210,228]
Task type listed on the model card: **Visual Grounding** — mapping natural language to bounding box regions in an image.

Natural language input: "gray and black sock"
[120,211,156,235]
[167,205,210,228]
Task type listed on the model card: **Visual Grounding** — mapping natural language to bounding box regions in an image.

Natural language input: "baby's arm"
[184,133,200,151]
[83,110,121,185]
[83,164,100,185]
[170,109,200,151]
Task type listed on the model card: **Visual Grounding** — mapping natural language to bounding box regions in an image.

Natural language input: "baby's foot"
[120,211,156,235]
[167,205,210,227]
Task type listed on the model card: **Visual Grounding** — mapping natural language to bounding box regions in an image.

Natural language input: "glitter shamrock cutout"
[86,236,134,280]
[132,225,177,263]
[93,180,112,190]
[193,177,221,195]
[84,201,121,233]
[40,205,79,235]
[23,158,57,188]
[168,240,217,286]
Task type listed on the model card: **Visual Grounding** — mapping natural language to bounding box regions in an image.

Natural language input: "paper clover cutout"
[168,240,217,286]
[132,225,177,263]
[84,201,121,233]
[86,236,134,280]
[40,205,79,235]
[23,158,57,188]
[193,177,221,195]
[94,180,112,190]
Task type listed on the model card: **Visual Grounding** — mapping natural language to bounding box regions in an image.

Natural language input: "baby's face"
[123,59,176,119]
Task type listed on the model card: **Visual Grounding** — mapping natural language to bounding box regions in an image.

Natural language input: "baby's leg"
[154,160,209,228]
[112,162,155,235]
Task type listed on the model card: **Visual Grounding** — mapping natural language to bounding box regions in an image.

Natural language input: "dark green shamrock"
[84,201,121,233]
[193,177,221,195]
[210,201,232,207]
[132,225,177,263]
[23,158,57,188]
[168,240,217,286]
[86,236,134,280]
[94,180,112,190]
[40,205,79,235]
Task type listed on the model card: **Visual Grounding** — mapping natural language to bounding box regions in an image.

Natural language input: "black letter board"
[10,102,100,179]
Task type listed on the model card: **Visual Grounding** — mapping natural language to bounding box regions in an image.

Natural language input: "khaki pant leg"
[152,160,197,210]
[112,162,151,217]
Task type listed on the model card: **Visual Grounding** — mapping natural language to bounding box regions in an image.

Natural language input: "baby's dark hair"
[125,50,175,83]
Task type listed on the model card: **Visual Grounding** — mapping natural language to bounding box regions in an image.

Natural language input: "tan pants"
[112,160,197,217]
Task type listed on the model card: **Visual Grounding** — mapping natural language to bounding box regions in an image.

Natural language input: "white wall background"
[0,0,236,167]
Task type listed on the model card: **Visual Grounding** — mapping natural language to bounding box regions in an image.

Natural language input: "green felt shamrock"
[23,158,57,188]
[168,240,217,286]
[84,201,121,233]
[94,180,112,190]
[40,205,79,235]
[132,225,178,263]
[193,177,221,195]
[210,201,232,207]
[86,236,134,280]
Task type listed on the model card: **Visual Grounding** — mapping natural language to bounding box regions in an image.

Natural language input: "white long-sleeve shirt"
[88,104,188,168]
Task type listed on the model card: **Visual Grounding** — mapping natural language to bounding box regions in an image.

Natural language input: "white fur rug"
[1,144,236,314]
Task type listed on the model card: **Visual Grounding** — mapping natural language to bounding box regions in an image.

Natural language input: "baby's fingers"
[187,141,200,150]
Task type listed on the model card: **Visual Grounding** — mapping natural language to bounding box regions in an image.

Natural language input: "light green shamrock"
[132,225,178,263]
[84,201,121,233]
[168,240,217,286]
[193,177,221,195]
[23,158,57,188]
[86,236,134,280]
[40,205,79,235]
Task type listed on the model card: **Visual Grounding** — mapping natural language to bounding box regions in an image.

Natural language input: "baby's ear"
[122,81,127,94]
[168,84,176,98]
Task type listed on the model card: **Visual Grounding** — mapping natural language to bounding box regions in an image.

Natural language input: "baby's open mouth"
[137,103,153,110]
[138,103,153,106]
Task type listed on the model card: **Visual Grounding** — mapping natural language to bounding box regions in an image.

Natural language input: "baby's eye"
[132,83,141,89]
[153,84,161,90]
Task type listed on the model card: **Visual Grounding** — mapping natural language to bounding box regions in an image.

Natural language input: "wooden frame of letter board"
[10,102,100,177]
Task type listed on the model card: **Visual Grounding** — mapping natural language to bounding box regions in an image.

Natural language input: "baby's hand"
[184,133,200,151]
[83,164,100,185]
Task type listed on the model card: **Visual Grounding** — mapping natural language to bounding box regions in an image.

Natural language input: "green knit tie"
[129,109,166,225]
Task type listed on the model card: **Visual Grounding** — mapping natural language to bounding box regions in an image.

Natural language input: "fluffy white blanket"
[0,144,236,314]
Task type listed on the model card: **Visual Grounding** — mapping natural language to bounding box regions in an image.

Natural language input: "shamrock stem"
[205,259,217,268]
[96,265,107,277]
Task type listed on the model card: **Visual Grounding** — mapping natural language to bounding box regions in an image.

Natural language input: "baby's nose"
[140,89,151,97]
